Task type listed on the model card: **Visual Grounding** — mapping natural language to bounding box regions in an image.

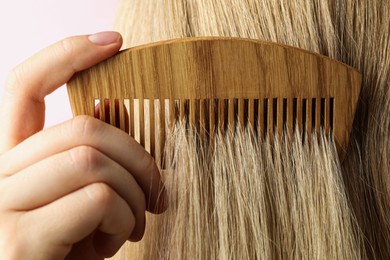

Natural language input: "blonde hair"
[112,0,390,259]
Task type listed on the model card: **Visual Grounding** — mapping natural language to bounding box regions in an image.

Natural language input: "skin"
[0,32,166,259]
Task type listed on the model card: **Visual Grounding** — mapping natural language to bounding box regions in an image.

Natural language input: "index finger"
[0,32,123,152]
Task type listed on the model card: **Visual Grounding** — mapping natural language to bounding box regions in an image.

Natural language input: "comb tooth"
[282,98,287,133]
[199,99,205,139]
[128,99,135,138]
[133,99,140,143]
[196,100,201,134]
[302,98,308,142]
[315,99,319,136]
[316,98,321,133]
[115,99,120,129]
[257,99,261,136]
[179,99,185,122]
[292,98,298,133]
[124,99,129,133]
[150,100,156,157]
[238,99,245,129]
[218,99,225,135]
[165,99,169,129]
[176,100,179,124]
[164,99,171,163]
[330,98,335,131]
[155,99,165,168]
[277,98,284,136]
[88,99,94,118]
[94,99,99,119]
[143,100,150,152]
[228,99,235,131]
[209,99,215,140]
[267,98,273,140]
[118,99,126,131]
[248,99,255,127]
[109,99,116,127]
[321,99,325,133]
[107,99,112,123]
[314,98,318,133]
[149,99,156,157]
[322,98,329,133]
[286,98,293,135]
[164,99,169,130]
[244,99,249,128]
[189,99,196,128]
[140,99,146,147]
[116,99,121,129]
[123,99,130,133]
[296,98,302,134]
[253,99,259,135]
[272,98,278,138]
[168,99,175,128]
[306,98,313,137]
[227,100,230,133]
[259,98,268,138]
[100,98,106,122]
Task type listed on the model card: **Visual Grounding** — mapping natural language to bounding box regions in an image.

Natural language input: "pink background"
[0,0,119,127]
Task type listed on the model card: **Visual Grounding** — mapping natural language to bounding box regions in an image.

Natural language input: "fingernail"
[88,31,120,46]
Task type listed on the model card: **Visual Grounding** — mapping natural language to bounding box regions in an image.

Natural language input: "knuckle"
[68,146,103,173]
[69,115,100,138]
[58,37,77,58]
[85,183,116,208]
[4,66,25,96]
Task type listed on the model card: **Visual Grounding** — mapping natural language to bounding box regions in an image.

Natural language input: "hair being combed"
[112,1,390,259]
[115,126,363,259]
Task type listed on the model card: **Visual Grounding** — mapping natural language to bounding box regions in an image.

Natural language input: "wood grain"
[67,37,362,161]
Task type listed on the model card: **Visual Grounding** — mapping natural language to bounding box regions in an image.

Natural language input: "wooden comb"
[67,37,362,165]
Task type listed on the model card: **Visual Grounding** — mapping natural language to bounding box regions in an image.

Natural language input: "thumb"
[0,32,122,153]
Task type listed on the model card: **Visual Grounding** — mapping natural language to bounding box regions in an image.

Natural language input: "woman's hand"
[0,32,166,259]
